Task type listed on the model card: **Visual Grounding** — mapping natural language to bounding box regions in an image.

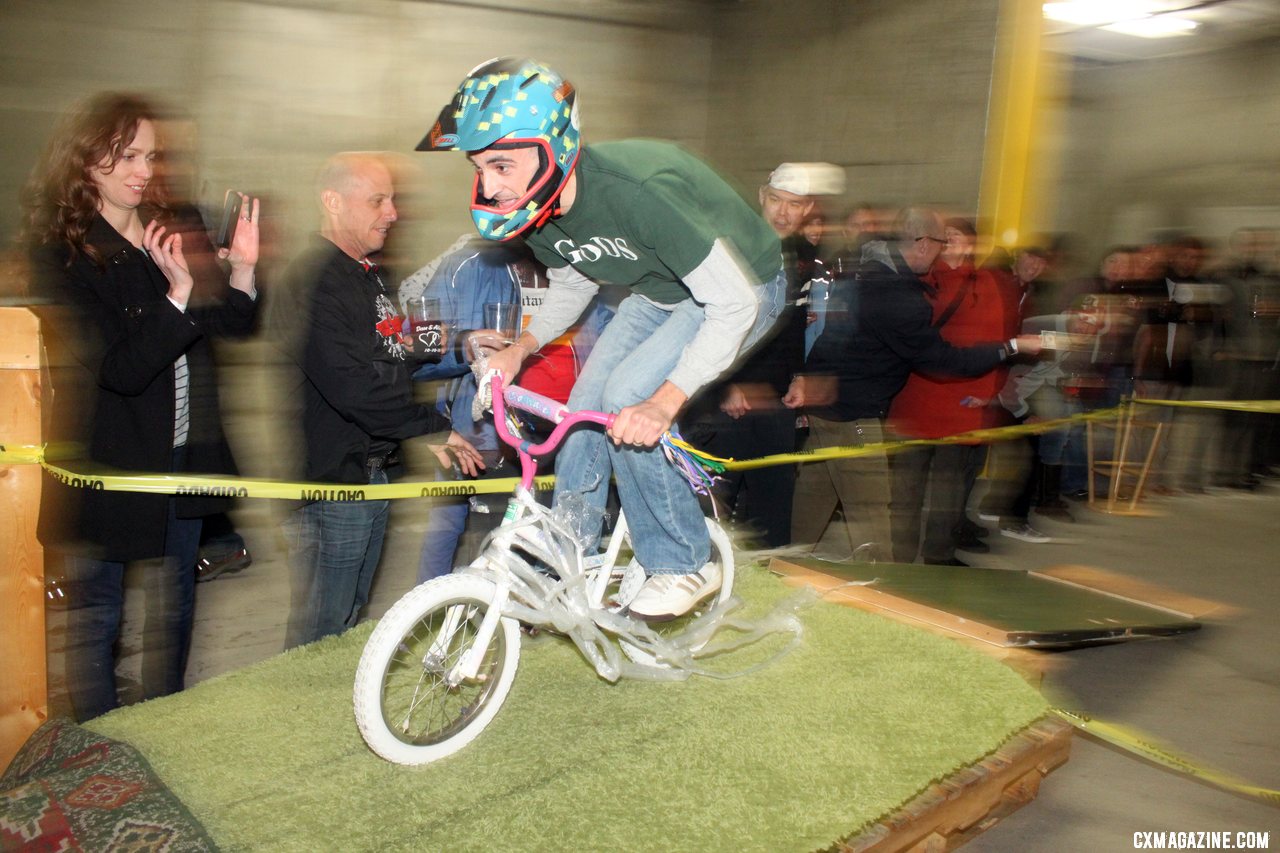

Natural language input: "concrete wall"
[1,0,1009,276]
[1049,35,1280,266]
[16,0,1275,279]
[0,0,716,276]
[706,0,1001,216]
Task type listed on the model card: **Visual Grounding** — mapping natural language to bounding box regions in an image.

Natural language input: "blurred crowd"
[13,92,1279,721]
[712,170,1280,567]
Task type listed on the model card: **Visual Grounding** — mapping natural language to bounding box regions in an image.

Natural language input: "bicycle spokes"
[383,602,503,744]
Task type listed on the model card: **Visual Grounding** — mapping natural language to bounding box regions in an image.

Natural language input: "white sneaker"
[999,523,1051,544]
[627,563,722,622]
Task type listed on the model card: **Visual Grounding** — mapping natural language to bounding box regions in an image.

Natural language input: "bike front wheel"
[354,574,520,765]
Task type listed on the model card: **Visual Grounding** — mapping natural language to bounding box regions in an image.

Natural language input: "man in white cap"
[759,162,845,239]
[760,163,847,357]
[681,162,845,547]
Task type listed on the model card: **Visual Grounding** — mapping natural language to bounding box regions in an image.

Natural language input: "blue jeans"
[416,454,513,584]
[63,497,202,722]
[417,499,470,584]
[554,269,785,574]
[804,278,829,357]
[284,468,389,648]
[1039,402,1083,465]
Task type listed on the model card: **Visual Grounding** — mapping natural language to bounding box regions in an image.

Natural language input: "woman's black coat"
[31,211,256,561]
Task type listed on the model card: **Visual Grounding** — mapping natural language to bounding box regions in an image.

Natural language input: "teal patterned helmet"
[417,57,581,241]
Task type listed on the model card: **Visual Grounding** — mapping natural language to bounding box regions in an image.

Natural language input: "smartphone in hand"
[214,191,243,250]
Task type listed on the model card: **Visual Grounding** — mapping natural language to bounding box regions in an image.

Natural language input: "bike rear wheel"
[618,517,736,668]
[354,574,520,765]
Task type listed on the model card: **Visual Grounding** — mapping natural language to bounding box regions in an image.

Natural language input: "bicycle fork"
[430,574,512,687]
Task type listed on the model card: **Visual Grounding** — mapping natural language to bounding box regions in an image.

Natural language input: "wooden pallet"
[836,716,1073,852]
[0,307,48,773]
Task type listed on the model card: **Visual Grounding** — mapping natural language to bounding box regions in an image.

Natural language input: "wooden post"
[1109,401,1137,513]
[1087,400,1164,516]
[0,307,48,772]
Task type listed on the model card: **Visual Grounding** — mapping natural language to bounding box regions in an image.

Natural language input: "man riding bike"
[418,57,784,620]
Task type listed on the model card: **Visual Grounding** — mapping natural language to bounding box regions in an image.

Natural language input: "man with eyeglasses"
[783,207,1041,560]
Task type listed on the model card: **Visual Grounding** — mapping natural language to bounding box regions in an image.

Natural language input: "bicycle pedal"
[612,562,646,609]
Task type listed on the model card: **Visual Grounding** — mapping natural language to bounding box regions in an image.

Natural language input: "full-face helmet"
[417,57,580,240]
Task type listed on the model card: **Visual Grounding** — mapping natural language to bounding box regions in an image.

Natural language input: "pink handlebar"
[490,374,615,490]
[502,386,569,424]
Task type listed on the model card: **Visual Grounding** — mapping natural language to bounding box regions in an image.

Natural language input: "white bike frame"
[436,485,631,684]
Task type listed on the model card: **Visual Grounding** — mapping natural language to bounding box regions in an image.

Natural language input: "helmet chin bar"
[468,138,576,241]
[471,142,550,208]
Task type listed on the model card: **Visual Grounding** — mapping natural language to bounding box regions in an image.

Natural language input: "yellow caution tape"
[725,406,1125,471]
[1133,398,1280,413]
[3,397,1277,498]
[1052,708,1280,806]
[10,414,1101,496]
[0,444,45,465]
[0,446,548,499]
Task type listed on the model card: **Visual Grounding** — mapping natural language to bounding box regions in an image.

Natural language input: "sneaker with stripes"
[627,563,722,622]
[999,523,1051,544]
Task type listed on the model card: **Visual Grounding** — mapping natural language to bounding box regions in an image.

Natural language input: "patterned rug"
[0,718,217,852]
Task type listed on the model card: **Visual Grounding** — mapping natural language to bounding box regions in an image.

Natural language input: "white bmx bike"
[353,374,740,766]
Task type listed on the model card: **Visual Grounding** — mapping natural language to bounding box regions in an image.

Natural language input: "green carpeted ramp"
[88,566,1048,852]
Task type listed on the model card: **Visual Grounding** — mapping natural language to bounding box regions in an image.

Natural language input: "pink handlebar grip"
[502,386,569,424]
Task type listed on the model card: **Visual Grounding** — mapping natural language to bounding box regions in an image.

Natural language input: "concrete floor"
[43,381,1280,851]
[963,485,1280,852]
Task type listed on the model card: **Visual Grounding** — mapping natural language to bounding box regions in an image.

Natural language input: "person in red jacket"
[886,217,1009,565]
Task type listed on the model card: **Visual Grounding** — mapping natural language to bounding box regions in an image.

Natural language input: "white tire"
[354,573,520,765]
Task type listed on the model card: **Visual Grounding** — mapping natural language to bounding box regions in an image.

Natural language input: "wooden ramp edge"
[837,716,1073,852]
[0,307,48,774]
[1031,564,1241,620]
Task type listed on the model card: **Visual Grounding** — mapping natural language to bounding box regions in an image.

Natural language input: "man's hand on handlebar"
[481,331,540,388]
[464,329,508,360]
[608,382,687,449]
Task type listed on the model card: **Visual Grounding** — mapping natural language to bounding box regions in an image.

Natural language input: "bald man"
[275,152,480,648]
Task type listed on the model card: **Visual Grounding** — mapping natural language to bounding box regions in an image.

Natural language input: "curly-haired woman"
[23,92,259,720]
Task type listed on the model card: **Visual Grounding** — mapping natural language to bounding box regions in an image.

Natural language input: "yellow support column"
[979,0,1065,248]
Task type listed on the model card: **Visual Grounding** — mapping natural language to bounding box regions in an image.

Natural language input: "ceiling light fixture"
[1042,0,1161,27]
[1102,16,1199,37]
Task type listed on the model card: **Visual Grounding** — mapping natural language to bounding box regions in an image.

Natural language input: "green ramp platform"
[771,557,1208,652]
[76,566,1058,852]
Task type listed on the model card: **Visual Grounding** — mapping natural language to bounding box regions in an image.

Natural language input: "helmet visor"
[415,98,461,151]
